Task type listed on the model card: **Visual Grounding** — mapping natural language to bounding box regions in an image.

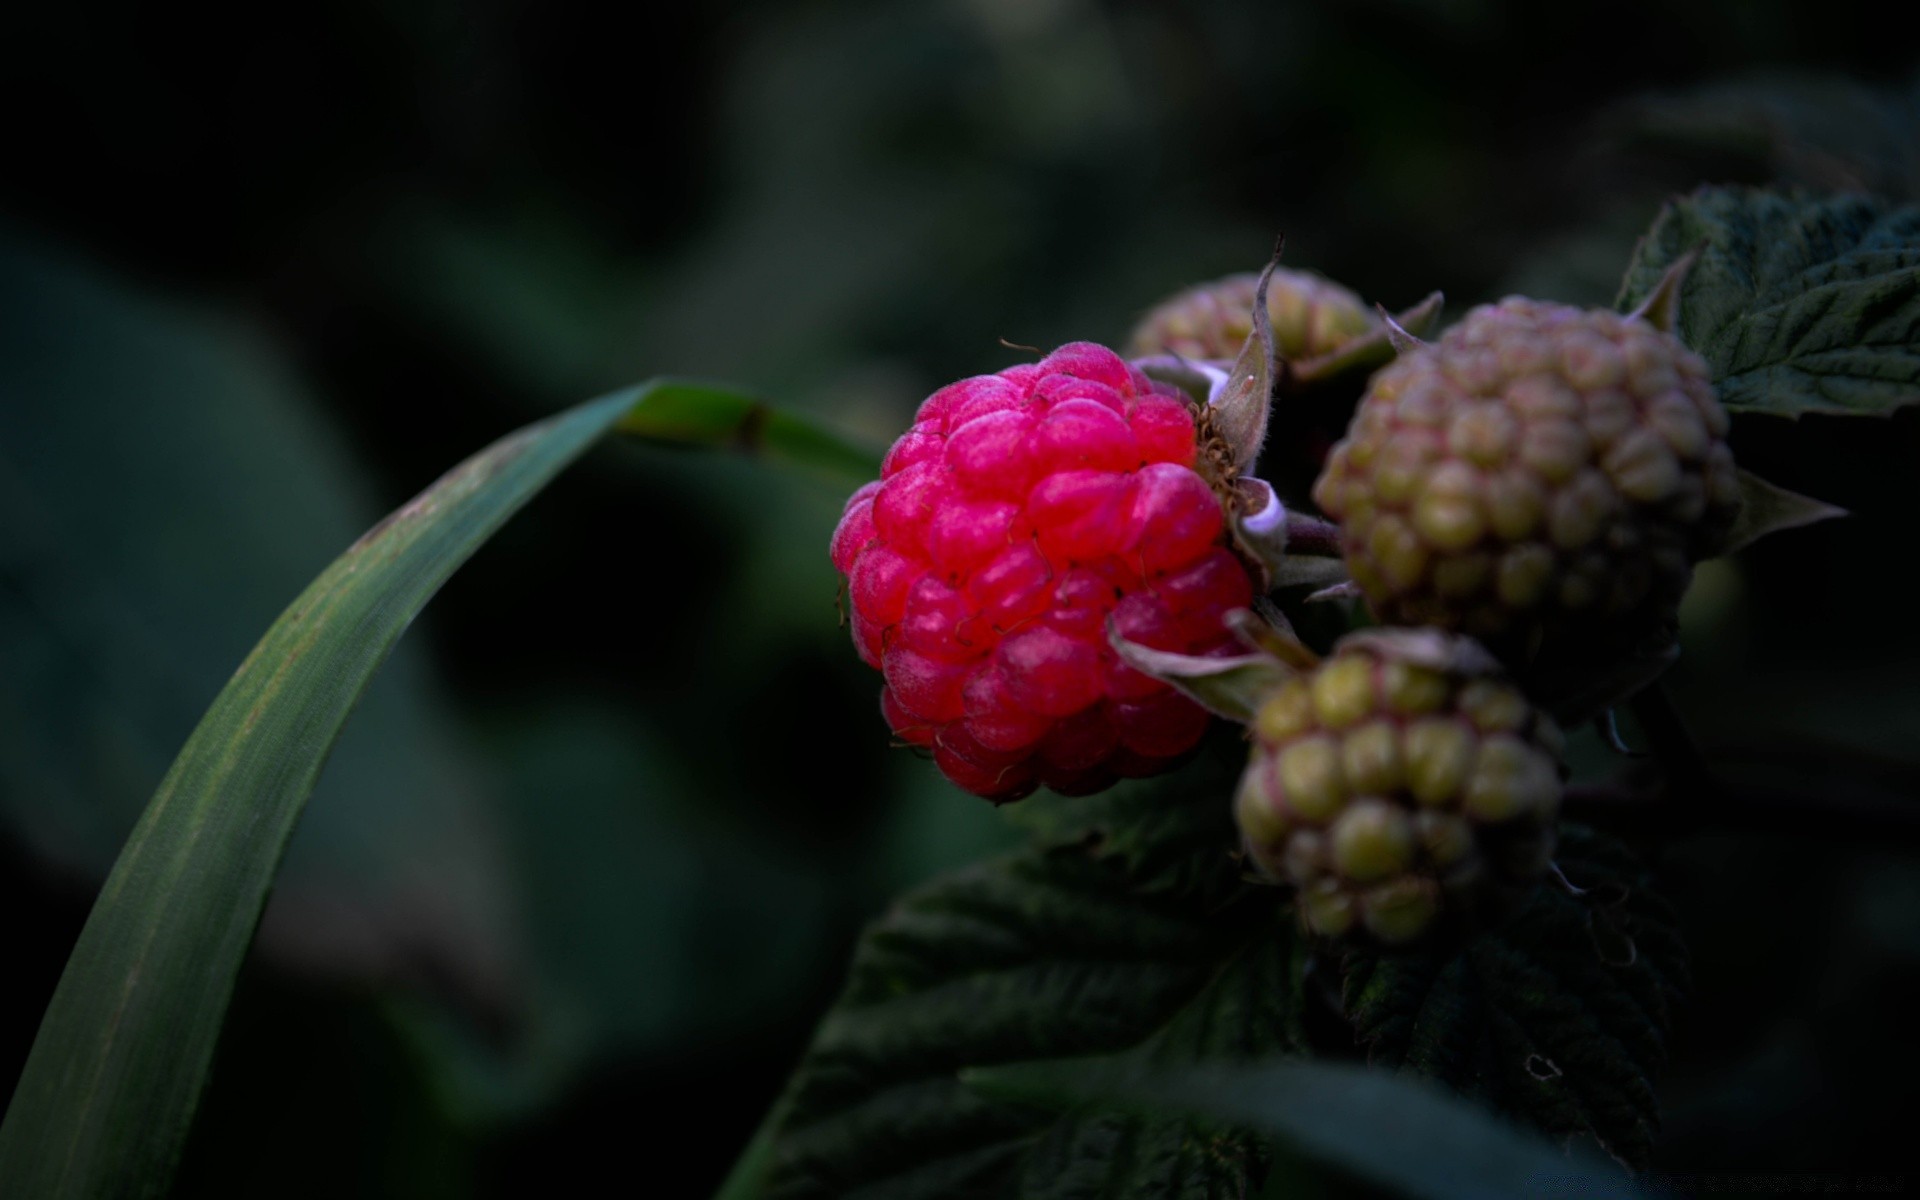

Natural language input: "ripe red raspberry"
[830,342,1256,800]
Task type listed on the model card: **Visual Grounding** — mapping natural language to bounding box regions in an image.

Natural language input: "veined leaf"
[966,1057,1634,1200]
[0,381,874,1200]
[1341,826,1687,1170]
[1617,187,1920,418]
[761,754,1307,1200]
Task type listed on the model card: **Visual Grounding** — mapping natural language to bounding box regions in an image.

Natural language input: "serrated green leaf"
[966,1057,1633,1200]
[1616,187,1920,418]
[1341,827,1687,1170]
[0,380,868,1200]
[762,770,1303,1200]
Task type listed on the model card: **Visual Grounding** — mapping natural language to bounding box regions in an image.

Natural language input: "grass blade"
[0,379,869,1199]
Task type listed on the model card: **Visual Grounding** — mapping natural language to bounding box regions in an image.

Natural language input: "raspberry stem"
[1283,512,1343,557]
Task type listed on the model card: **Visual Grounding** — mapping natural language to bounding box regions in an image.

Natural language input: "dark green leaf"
[1341,826,1687,1170]
[0,374,862,1198]
[1616,187,1920,418]
[966,1057,1634,1200]
[762,756,1306,1200]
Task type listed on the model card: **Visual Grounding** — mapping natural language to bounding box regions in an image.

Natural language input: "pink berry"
[831,341,1254,800]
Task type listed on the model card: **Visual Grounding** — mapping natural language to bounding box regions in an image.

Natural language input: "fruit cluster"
[832,264,1749,946]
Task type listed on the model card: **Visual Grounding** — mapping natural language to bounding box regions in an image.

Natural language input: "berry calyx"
[832,342,1257,800]
[1235,630,1564,945]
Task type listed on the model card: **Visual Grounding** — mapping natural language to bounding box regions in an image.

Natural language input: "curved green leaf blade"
[616,383,882,482]
[1616,187,1920,418]
[1341,827,1687,1171]
[966,1057,1634,1200]
[0,379,861,1199]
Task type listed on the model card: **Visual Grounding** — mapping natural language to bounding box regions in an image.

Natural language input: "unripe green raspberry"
[1236,631,1563,946]
[1128,269,1377,362]
[1311,298,1742,696]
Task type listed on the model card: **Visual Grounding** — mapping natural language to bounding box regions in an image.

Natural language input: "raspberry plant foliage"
[5,176,1914,1198]
[766,186,1905,1200]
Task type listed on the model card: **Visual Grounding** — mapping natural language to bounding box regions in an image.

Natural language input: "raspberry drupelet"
[830,342,1256,801]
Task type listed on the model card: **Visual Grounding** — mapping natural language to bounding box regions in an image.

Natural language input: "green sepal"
[1719,467,1847,555]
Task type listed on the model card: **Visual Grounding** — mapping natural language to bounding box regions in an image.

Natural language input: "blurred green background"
[3,1,1918,1195]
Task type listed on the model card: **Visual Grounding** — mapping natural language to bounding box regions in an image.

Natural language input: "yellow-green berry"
[1311,298,1742,711]
[1236,630,1564,946]
[1127,268,1378,362]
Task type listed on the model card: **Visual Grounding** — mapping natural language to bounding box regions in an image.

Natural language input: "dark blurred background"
[3,1,1917,1195]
